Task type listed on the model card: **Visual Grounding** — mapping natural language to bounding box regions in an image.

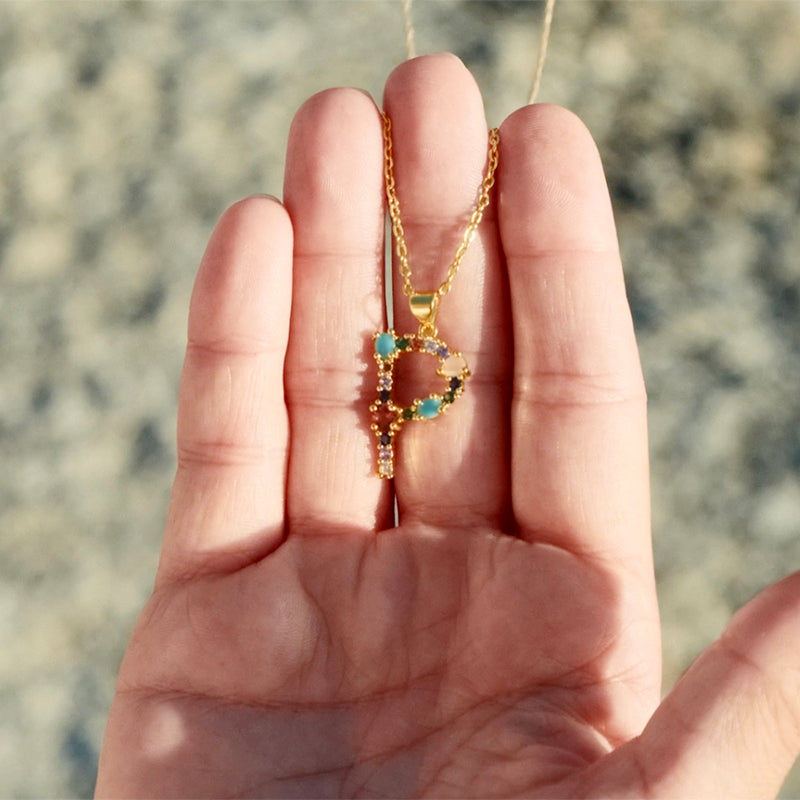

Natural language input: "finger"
[158,196,292,584]
[498,106,661,728]
[383,54,511,529]
[498,104,650,568]
[282,88,392,536]
[582,571,800,798]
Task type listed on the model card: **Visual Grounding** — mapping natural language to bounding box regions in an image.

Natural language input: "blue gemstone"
[417,397,442,419]
[375,333,396,358]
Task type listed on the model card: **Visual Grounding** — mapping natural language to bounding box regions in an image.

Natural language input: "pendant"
[369,331,470,479]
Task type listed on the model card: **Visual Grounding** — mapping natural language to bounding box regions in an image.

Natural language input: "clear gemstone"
[441,354,467,377]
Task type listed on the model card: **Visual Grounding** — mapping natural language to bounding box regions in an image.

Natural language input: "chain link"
[382,112,499,302]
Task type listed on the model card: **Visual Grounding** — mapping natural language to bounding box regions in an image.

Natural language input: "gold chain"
[381,112,499,303]
[371,113,499,478]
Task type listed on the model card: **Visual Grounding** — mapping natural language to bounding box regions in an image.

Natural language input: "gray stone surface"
[1,1,799,796]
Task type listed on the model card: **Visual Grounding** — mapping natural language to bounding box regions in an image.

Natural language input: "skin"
[95,55,800,799]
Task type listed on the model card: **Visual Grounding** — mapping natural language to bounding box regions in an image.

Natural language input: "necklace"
[370,113,500,479]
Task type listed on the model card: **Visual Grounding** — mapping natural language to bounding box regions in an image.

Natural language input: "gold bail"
[409,292,440,334]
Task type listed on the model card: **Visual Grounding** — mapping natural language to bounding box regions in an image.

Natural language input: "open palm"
[96,56,800,799]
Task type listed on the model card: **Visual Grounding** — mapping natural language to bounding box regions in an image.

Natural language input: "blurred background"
[1,0,799,796]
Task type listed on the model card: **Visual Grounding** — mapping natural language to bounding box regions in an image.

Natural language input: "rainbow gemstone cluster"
[370,330,470,478]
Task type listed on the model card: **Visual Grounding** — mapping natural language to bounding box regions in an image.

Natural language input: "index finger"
[499,103,661,721]
[499,104,651,569]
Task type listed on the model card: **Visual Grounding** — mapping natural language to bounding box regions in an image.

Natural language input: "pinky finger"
[157,196,292,585]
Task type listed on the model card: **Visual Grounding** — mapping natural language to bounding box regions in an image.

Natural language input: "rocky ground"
[1,1,799,796]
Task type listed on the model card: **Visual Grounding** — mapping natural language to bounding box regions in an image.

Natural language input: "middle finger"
[382,54,511,530]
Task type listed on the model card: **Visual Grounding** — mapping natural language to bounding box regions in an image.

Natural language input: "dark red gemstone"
[371,404,397,434]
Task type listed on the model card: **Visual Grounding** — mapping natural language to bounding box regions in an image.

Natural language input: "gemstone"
[371,404,396,432]
[443,391,455,404]
[417,397,442,418]
[378,446,392,460]
[378,461,392,477]
[379,433,391,445]
[423,340,438,354]
[375,333,396,358]
[441,354,467,377]
[402,408,414,420]
[437,346,450,358]
[397,337,410,350]
[449,377,462,390]
[379,390,391,403]
[378,374,392,390]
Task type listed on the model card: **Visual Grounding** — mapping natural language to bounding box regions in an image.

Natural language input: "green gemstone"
[418,397,442,419]
[375,333,396,358]
[402,408,414,420]
[443,391,455,404]
[397,337,410,350]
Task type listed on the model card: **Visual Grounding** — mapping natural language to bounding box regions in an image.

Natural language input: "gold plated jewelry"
[371,113,499,478]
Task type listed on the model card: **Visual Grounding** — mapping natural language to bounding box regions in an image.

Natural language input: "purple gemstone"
[379,433,391,446]
[437,346,450,358]
[379,390,391,402]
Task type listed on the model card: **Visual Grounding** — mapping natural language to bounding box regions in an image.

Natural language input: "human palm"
[100,527,657,797]
[96,56,800,799]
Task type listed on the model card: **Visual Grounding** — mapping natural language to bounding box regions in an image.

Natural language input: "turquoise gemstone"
[375,333,396,358]
[418,397,441,418]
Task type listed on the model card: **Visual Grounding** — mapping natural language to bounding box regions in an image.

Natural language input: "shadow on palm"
[116,522,640,798]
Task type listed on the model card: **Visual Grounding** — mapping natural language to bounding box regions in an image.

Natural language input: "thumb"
[586,571,800,798]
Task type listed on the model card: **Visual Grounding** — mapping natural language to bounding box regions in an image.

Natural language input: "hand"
[95,55,800,799]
